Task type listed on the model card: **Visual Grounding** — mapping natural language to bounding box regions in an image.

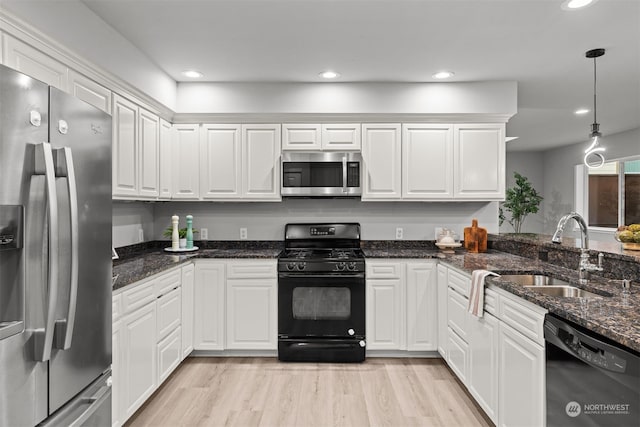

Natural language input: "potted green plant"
[499,172,543,233]
[163,227,198,248]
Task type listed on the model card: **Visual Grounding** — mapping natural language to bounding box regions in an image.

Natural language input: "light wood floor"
[126,357,492,427]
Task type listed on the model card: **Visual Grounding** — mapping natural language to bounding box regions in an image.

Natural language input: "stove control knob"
[336,262,346,271]
[347,262,356,271]
[348,329,355,336]
[359,340,366,348]
[287,262,296,271]
[297,262,306,271]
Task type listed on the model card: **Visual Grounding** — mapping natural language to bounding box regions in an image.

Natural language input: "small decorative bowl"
[614,230,640,251]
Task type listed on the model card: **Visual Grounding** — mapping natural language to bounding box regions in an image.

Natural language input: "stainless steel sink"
[498,274,571,287]
[524,285,602,298]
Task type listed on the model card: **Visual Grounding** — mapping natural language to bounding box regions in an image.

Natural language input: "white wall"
[501,151,545,234]
[0,1,177,109]
[152,200,498,242]
[176,81,517,115]
[541,127,640,240]
[112,202,155,247]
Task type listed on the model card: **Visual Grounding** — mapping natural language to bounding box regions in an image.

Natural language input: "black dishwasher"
[544,313,640,427]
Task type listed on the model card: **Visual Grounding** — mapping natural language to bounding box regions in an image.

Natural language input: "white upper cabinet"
[200,124,242,199]
[138,108,160,198]
[454,124,505,199]
[242,124,281,200]
[282,124,321,150]
[172,124,201,199]
[112,95,139,198]
[402,124,454,199]
[361,124,402,200]
[158,119,172,199]
[67,70,111,113]
[321,124,361,150]
[282,124,361,151]
[3,34,68,91]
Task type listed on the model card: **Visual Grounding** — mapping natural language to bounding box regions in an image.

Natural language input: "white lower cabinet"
[436,265,448,357]
[366,260,437,352]
[468,311,500,424]
[193,261,226,350]
[157,326,182,384]
[498,320,545,427]
[111,316,122,427]
[226,278,277,350]
[181,263,195,359]
[446,326,469,383]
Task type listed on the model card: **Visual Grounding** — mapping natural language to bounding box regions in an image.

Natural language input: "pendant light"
[583,48,606,168]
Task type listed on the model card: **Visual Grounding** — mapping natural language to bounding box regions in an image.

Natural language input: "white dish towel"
[468,270,500,318]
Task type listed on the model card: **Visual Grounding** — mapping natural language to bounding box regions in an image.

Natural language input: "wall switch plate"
[200,228,208,240]
[395,227,403,240]
[138,228,144,243]
[240,228,248,240]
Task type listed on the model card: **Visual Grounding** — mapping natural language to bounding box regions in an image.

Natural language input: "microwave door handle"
[33,142,59,362]
[53,147,78,350]
[342,155,348,193]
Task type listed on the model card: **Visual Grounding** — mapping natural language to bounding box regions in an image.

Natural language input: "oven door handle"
[279,273,365,279]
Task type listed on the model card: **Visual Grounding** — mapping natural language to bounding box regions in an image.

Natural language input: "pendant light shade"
[583,48,606,169]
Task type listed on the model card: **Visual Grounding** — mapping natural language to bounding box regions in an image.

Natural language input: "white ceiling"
[80,0,639,151]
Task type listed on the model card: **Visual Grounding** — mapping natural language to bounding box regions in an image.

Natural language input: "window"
[581,158,640,228]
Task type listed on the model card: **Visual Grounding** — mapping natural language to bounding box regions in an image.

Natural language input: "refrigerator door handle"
[32,142,59,362]
[53,147,79,350]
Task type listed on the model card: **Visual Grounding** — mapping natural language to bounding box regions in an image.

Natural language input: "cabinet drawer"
[499,294,545,345]
[447,327,468,383]
[366,262,402,279]
[156,287,181,341]
[112,293,122,321]
[448,269,470,297]
[122,279,156,314]
[484,287,498,316]
[447,287,468,341]
[155,269,181,296]
[157,326,181,384]
[226,261,277,279]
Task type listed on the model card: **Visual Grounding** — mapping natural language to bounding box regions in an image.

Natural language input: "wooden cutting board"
[464,219,487,253]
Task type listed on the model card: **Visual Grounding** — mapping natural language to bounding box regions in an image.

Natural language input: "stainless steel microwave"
[281,152,362,197]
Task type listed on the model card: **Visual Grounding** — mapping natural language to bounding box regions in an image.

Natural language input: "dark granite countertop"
[113,239,639,352]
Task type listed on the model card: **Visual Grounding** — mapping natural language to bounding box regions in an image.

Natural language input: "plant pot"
[179,238,187,248]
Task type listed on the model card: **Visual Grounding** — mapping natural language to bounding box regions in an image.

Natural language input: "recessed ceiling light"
[319,71,340,79]
[432,71,455,79]
[575,108,590,115]
[562,0,597,10]
[182,70,203,79]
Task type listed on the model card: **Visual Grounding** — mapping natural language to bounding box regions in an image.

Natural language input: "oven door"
[278,272,365,339]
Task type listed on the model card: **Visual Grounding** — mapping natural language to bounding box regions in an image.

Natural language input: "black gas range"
[277,223,366,362]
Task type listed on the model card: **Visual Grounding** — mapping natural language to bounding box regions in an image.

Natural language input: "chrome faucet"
[551,212,603,283]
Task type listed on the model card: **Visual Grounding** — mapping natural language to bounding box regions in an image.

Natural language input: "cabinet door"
[282,124,321,150]
[193,261,225,350]
[498,322,545,427]
[366,278,405,350]
[406,262,438,351]
[3,35,68,90]
[361,124,402,200]
[242,124,281,200]
[112,95,138,197]
[111,319,122,427]
[172,124,200,199]
[454,124,505,199]
[138,108,160,198]
[447,287,469,341]
[158,119,172,199]
[156,287,181,341]
[67,70,111,113]
[181,264,194,359]
[200,124,242,199]
[226,278,277,350]
[157,326,181,385]
[468,312,500,424]
[402,124,453,199]
[122,302,157,420]
[436,265,448,358]
[447,327,468,383]
[321,124,361,150]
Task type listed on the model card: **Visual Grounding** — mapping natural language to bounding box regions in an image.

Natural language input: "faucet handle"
[597,253,604,269]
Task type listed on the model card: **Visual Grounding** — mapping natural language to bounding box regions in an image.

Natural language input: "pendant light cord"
[593,56,597,125]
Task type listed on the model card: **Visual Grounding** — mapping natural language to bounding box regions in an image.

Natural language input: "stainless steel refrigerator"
[0,64,112,426]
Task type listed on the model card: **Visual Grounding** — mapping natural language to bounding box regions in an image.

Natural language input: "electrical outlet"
[138,228,144,243]
[395,227,403,240]
[240,227,248,240]
[200,228,208,240]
